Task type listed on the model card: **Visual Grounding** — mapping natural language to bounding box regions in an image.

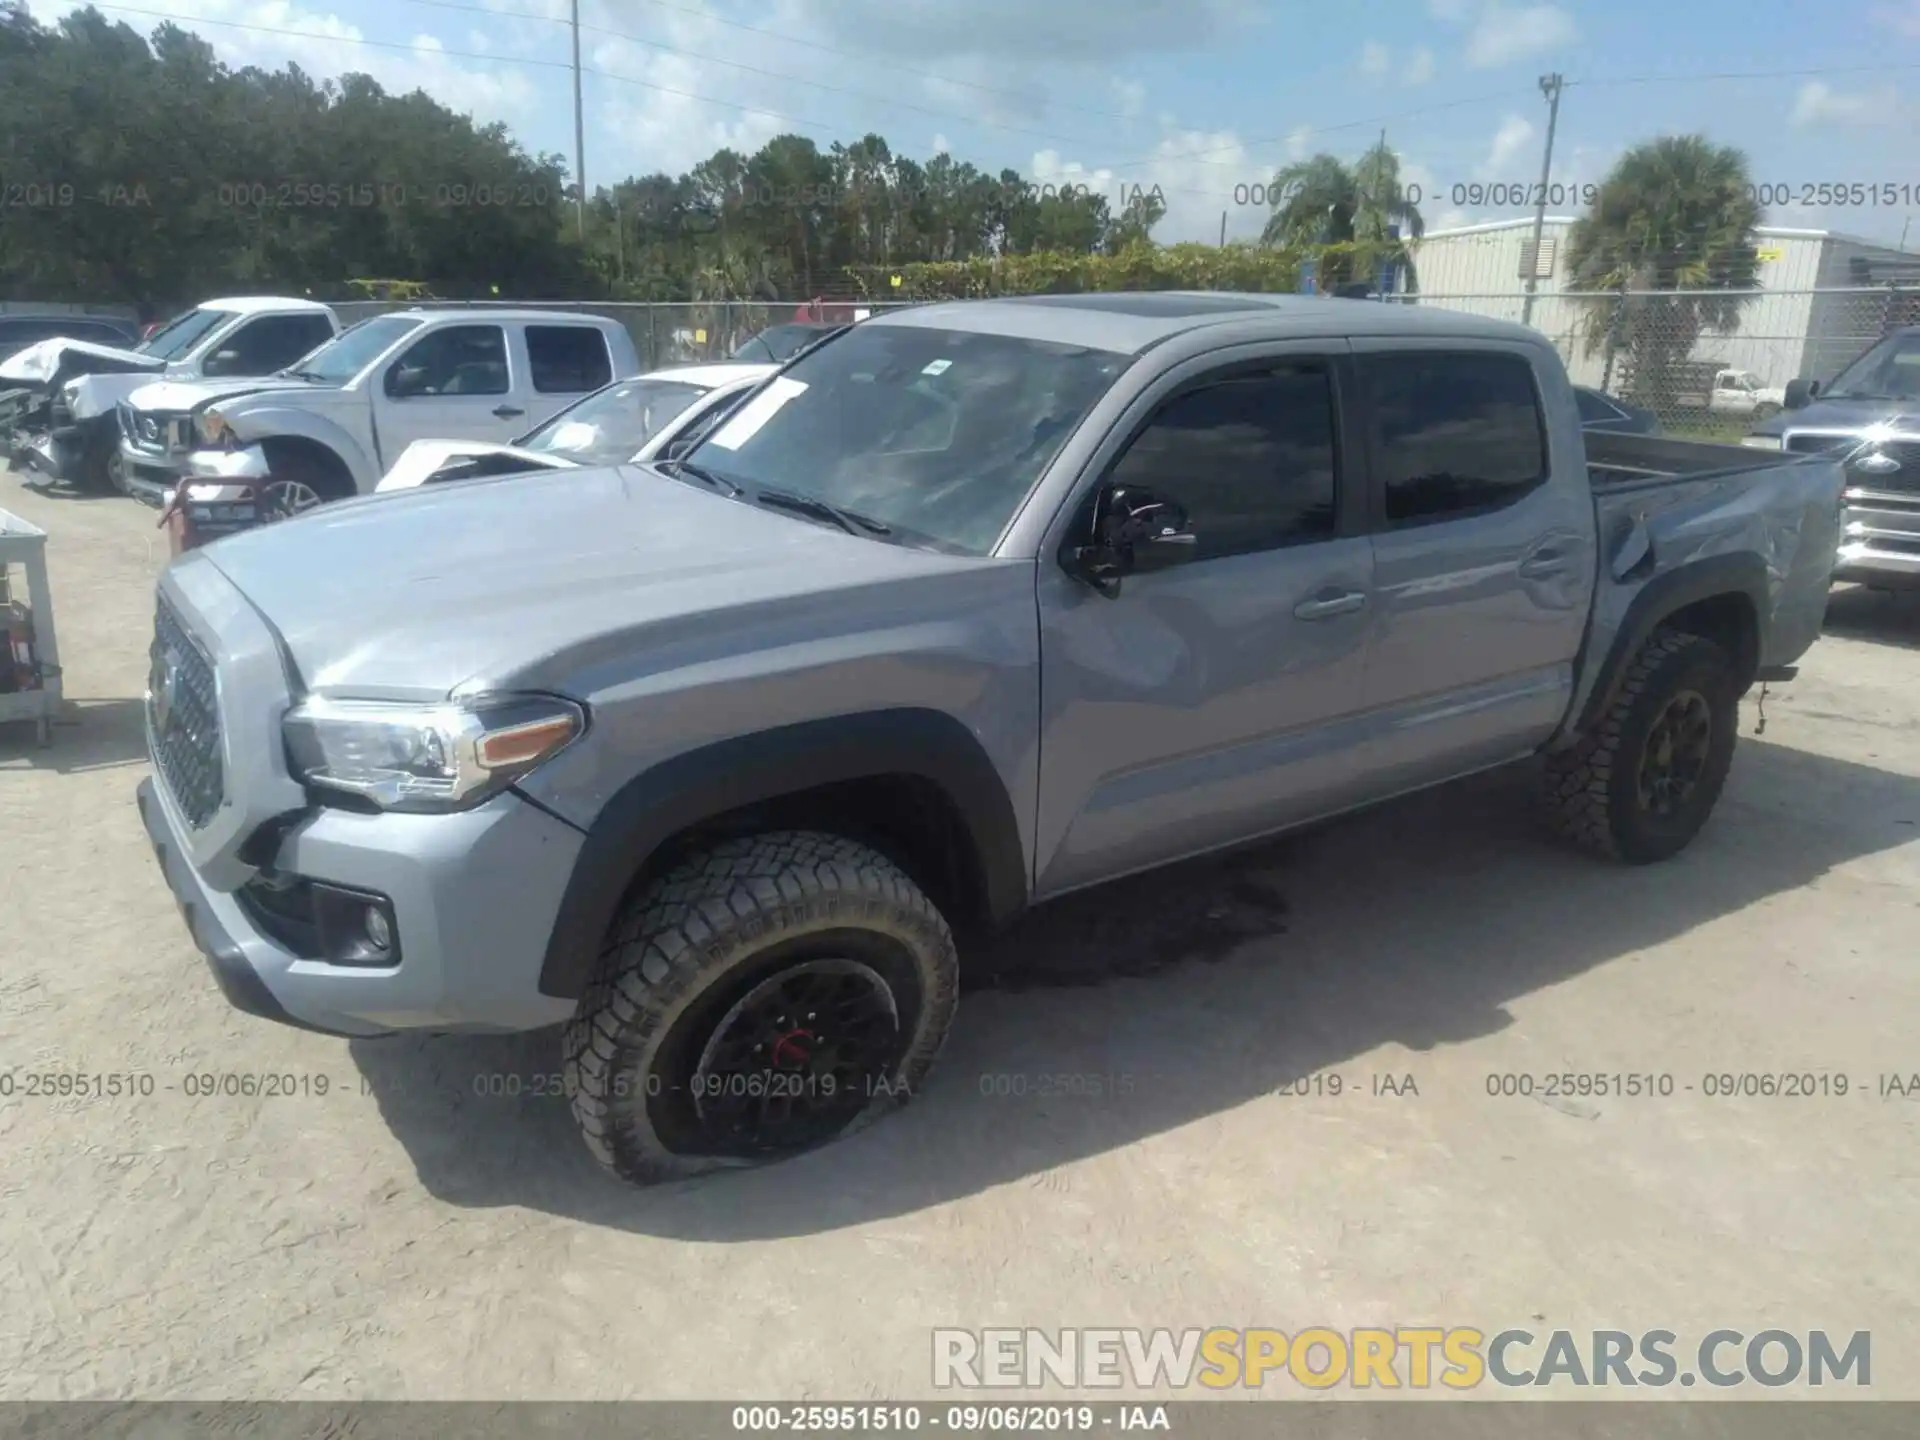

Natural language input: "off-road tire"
[563,831,960,1185]
[1543,628,1741,864]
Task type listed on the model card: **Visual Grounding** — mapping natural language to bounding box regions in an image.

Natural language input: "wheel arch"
[1569,552,1768,740]
[257,433,358,500]
[535,708,1030,1001]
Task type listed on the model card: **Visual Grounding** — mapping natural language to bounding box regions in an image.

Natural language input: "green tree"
[1565,135,1761,408]
[1260,139,1422,287]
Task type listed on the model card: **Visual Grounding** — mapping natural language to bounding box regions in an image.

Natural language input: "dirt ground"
[1,476,1917,1401]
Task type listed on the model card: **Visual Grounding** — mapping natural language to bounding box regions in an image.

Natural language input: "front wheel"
[563,832,960,1184]
[1543,628,1741,864]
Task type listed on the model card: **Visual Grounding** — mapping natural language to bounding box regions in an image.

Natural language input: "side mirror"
[1062,485,1197,596]
[1783,378,1817,410]
[202,348,242,377]
[386,363,427,398]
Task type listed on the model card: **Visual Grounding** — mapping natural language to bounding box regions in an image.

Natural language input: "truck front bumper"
[118,439,190,507]
[1833,492,1920,590]
[137,773,584,1036]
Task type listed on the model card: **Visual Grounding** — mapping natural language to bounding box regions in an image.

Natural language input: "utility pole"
[571,0,587,240]
[1521,71,1564,328]
[1219,210,1227,247]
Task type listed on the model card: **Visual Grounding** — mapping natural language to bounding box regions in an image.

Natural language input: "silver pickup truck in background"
[137,293,1845,1187]
[1742,324,1919,589]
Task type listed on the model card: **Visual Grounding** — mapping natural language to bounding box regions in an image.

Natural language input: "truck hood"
[0,338,163,394]
[1749,396,1920,439]
[124,375,320,416]
[197,462,984,697]
[375,439,580,492]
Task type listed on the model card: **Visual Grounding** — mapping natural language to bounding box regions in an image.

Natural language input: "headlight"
[1740,435,1783,450]
[196,408,231,447]
[283,694,585,812]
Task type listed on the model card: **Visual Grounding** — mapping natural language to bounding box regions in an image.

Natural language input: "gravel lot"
[2,477,1917,1401]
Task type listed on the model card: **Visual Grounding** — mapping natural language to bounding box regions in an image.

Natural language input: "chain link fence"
[1390,285,1920,437]
[331,298,922,371]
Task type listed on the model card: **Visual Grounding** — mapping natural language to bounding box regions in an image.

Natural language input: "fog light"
[364,906,392,952]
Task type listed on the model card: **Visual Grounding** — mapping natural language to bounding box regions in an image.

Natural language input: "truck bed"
[1585,430,1803,490]
[1553,427,1848,747]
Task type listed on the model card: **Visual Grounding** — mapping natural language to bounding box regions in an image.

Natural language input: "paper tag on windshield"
[707,376,808,450]
[921,359,952,376]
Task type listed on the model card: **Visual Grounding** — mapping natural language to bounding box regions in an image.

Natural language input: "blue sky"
[28,0,1920,247]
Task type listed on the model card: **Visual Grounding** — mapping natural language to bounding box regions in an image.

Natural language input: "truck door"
[372,322,522,460]
[1033,343,1377,896]
[517,323,617,429]
[1343,340,1594,801]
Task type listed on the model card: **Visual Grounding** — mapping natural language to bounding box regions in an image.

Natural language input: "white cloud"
[1478,113,1536,177]
[930,132,951,154]
[1359,41,1392,79]
[1111,77,1148,119]
[1790,80,1895,127]
[1286,125,1313,160]
[1032,120,1265,244]
[1430,1,1577,68]
[1873,2,1920,36]
[24,0,539,121]
[1404,47,1436,85]
[1464,4,1577,67]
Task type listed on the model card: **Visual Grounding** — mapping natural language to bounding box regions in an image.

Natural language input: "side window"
[1104,365,1338,562]
[1365,351,1547,525]
[212,315,334,375]
[526,325,614,394]
[386,325,509,398]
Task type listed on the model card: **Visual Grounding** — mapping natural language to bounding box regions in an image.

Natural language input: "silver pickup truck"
[136,293,1845,1185]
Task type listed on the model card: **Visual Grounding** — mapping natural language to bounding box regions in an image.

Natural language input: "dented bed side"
[1552,438,1846,748]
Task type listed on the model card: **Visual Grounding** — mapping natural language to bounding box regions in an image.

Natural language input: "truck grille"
[1846,441,1920,491]
[148,595,225,828]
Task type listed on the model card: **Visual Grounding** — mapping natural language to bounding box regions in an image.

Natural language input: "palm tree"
[1565,136,1761,410]
[1260,138,1423,289]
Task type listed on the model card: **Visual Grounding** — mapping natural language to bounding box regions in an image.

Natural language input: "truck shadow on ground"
[0,696,149,772]
[1824,584,1920,651]
[347,735,1920,1237]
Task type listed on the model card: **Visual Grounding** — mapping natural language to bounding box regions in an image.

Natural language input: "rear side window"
[1106,364,1338,561]
[216,314,336,375]
[1573,388,1617,423]
[527,325,613,394]
[1365,352,1547,524]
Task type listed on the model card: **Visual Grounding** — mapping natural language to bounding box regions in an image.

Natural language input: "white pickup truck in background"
[1,296,340,491]
[122,309,643,508]
[1707,368,1787,419]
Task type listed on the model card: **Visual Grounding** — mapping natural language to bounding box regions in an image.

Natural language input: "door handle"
[492,405,525,419]
[1294,589,1368,621]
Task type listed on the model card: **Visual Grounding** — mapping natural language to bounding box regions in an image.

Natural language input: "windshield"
[289,315,426,384]
[138,307,228,361]
[684,322,1131,554]
[1826,332,1920,401]
[732,324,837,363]
[520,377,712,463]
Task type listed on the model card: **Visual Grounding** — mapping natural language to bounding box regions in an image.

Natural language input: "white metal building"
[1402,216,1920,389]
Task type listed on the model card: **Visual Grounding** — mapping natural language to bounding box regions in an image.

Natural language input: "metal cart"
[0,508,64,746]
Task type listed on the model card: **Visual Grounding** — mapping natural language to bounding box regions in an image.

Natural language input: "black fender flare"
[536,708,1029,1000]
[1572,551,1770,736]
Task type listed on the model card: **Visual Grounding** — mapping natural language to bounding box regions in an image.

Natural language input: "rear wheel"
[563,831,960,1184]
[1543,628,1741,863]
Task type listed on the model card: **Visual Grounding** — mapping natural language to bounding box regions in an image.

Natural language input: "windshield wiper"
[755,486,892,536]
[663,456,742,497]
[282,368,331,383]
